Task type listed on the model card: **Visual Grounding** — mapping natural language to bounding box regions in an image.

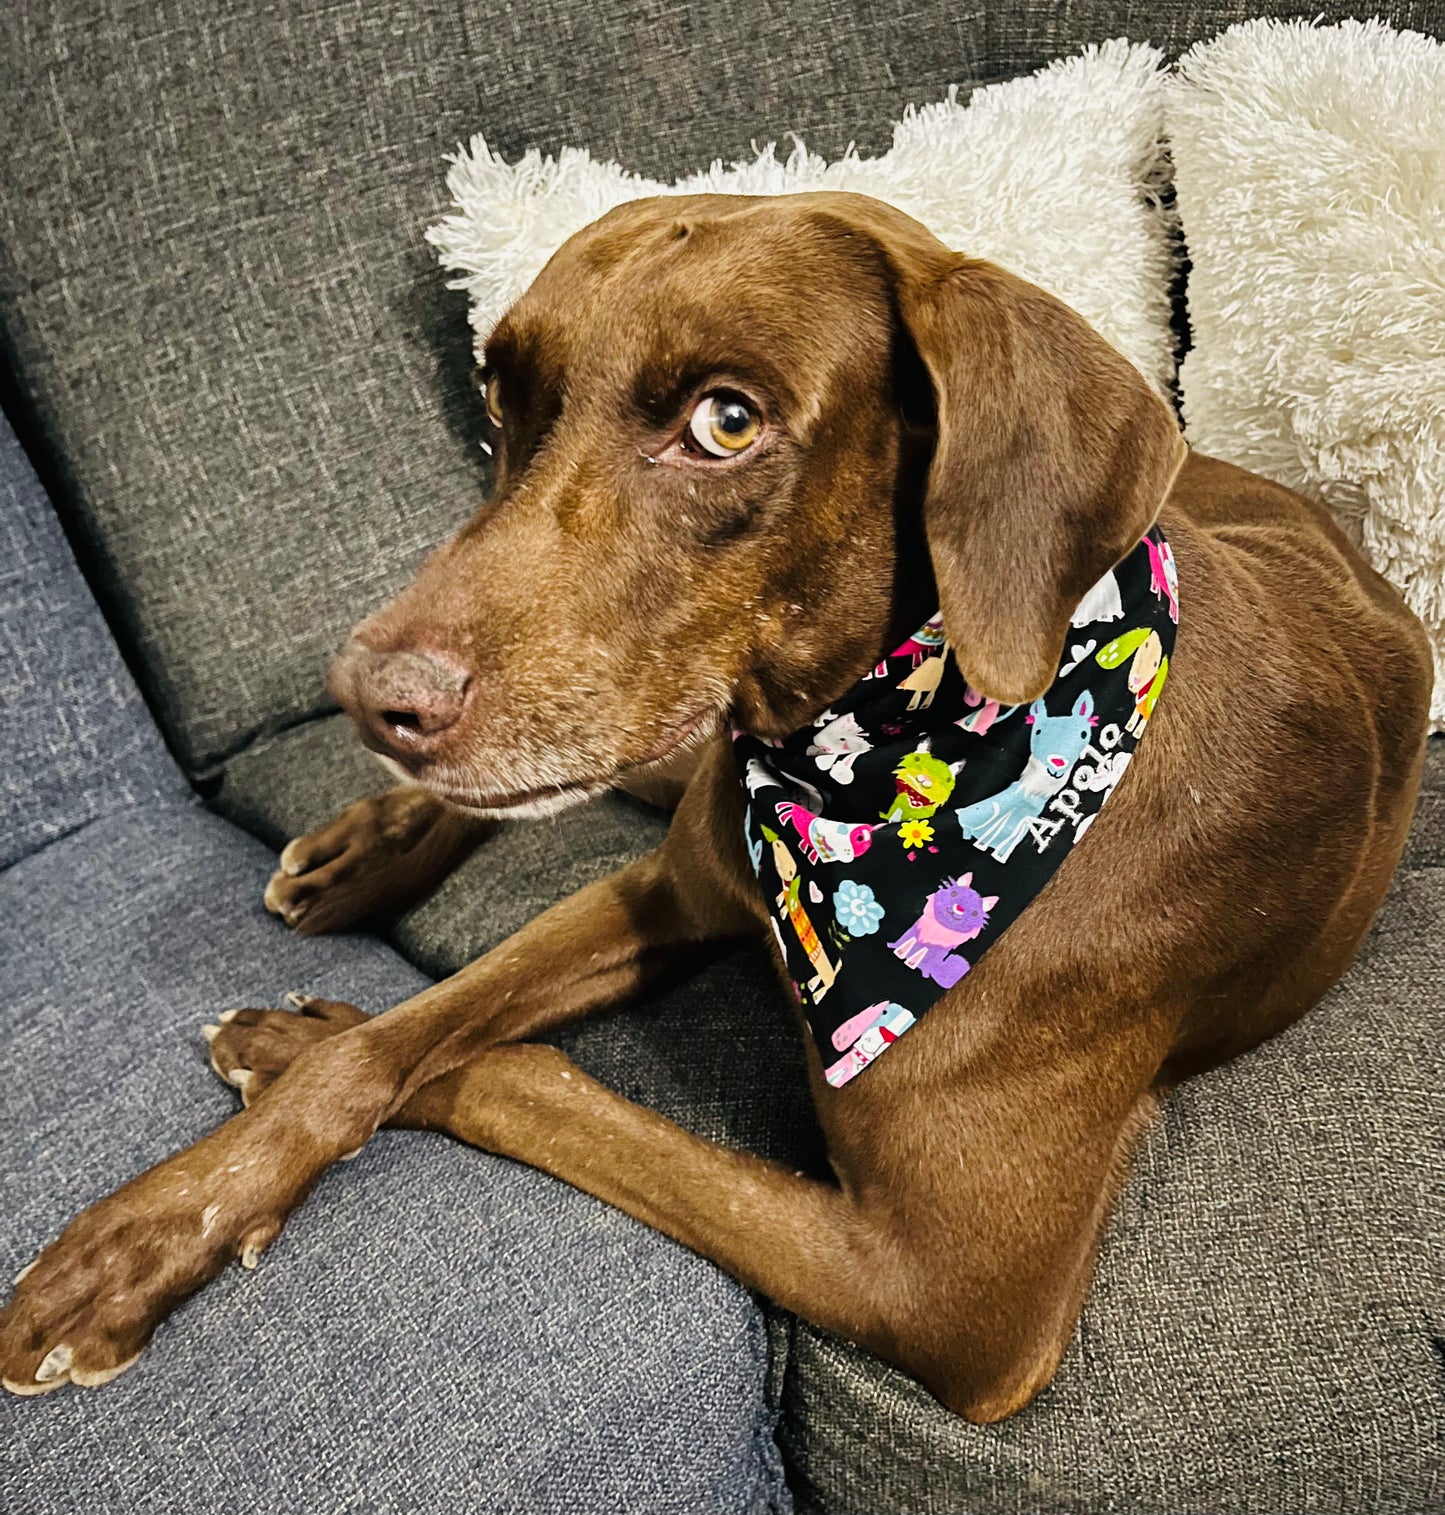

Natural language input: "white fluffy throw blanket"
[426,40,1178,394]
[1169,19,1445,725]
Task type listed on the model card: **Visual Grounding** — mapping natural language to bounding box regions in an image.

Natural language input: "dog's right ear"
[810,195,1186,707]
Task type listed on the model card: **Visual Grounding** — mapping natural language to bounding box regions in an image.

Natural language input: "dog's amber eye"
[687,393,760,456]
[484,373,504,428]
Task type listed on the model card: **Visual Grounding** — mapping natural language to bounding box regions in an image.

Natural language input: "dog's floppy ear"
[818,196,1187,705]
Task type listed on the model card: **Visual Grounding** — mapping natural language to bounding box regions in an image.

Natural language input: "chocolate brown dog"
[1,193,1430,1420]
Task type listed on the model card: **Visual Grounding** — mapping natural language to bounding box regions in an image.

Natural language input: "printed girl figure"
[761,825,839,1001]
[1096,628,1168,734]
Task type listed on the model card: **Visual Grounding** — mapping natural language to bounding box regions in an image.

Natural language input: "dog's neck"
[731,527,1179,1087]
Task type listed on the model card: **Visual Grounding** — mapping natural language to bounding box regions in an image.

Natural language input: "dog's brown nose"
[327,640,472,768]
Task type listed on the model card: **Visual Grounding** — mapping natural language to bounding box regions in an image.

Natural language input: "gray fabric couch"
[1,3,1441,1511]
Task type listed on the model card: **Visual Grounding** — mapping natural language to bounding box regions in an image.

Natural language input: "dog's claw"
[35,1344,73,1383]
[238,1223,277,1271]
[218,1008,240,1024]
[13,1258,37,1286]
[279,839,306,876]
[2,1371,68,1397]
[71,1353,141,1389]
[285,991,313,1009]
[201,1023,221,1044]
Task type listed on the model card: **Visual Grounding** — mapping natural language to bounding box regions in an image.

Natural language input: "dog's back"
[1142,451,1430,1076]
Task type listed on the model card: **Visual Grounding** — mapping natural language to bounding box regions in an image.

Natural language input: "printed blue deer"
[954,691,1097,863]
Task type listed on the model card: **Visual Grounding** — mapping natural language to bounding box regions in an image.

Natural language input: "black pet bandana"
[733,527,1179,1087]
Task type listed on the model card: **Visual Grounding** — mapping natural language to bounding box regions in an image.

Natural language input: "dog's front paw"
[264,788,439,934]
[0,1127,296,1397]
[204,994,369,1107]
[264,788,488,935]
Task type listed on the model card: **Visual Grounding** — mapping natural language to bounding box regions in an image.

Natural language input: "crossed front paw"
[263,788,490,935]
[0,1131,292,1397]
[204,993,370,1107]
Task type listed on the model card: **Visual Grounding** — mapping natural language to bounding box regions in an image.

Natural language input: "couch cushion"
[0,803,790,1514]
[0,411,182,869]
[776,860,1445,1515]
[6,1,1443,772]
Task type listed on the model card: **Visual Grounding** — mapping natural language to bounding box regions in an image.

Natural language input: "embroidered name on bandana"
[733,527,1179,1087]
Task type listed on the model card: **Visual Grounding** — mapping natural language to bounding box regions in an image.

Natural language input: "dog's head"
[330,192,1185,817]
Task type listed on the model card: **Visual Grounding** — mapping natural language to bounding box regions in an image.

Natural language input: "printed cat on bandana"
[888,874,997,988]
[806,710,873,784]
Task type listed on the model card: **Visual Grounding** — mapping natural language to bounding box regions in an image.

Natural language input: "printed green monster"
[879,748,959,823]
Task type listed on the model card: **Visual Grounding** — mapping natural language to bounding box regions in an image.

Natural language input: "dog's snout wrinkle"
[328,640,473,767]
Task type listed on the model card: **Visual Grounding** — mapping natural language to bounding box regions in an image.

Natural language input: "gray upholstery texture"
[0,414,182,869]
[0,807,790,1515]
[3,0,1442,771]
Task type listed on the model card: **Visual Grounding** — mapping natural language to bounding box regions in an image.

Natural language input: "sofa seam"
[1,793,207,875]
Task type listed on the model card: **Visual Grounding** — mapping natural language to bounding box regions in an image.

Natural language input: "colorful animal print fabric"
[734,527,1179,1087]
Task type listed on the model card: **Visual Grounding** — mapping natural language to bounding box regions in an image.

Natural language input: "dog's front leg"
[395,1042,889,1344]
[396,1038,1159,1427]
[0,825,755,1396]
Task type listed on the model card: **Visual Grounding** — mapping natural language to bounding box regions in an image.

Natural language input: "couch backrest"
[3,0,1442,775]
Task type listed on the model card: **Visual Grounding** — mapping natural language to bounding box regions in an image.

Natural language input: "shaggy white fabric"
[426,40,1177,394]
[1169,19,1445,724]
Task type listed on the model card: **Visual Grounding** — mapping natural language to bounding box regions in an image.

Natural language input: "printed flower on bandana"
[898,819,934,850]
[834,879,884,937]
